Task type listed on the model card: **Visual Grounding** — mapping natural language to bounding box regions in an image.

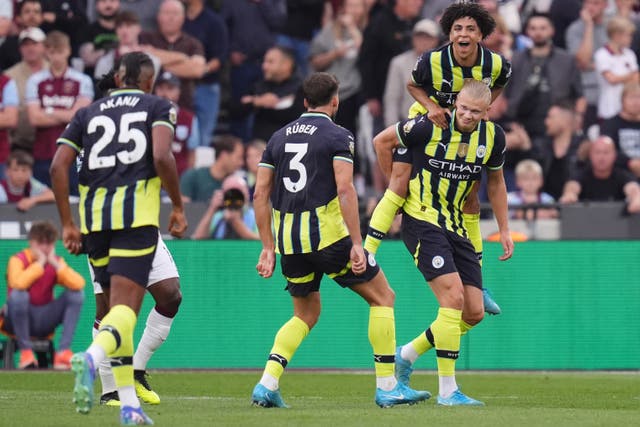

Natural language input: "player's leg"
[463,183,501,315]
[364,161,410,256]
[133,278,181,404]
[92,289,121,406]
[350,268,431,408]
[133,234,181,404]
[252,254,318,408]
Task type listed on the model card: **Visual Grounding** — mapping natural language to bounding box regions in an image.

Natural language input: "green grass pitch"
[0,370,638,426]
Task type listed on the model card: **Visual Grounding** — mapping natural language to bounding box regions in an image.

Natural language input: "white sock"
[87,343,107,368]
[133,308,173,371]
[93,327,117,394]
[439,375,458,398]
[118,385,140,408]
[259,373,279,391]
[376,375,397,391]
[400,344,420,364]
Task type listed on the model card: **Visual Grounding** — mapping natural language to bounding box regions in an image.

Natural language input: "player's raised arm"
[373,124,401,180]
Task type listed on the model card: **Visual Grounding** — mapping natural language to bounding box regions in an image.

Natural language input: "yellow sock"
[409,328,434,355]
[364,190,405,255]
[368,306,395,378]
[460,320,474,336]
[463,213,483,266]
[430,308,462,377]
[265,316,309,380]
[98,305,136,389]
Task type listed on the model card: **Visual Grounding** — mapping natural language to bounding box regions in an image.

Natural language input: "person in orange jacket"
[2,220,85,369]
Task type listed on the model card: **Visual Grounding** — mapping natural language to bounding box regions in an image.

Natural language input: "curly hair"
[96,52,155,92]
[440,2,496,40]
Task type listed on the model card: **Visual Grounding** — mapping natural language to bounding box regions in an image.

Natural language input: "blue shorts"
[280,237,380,297]
[401,215,482,288]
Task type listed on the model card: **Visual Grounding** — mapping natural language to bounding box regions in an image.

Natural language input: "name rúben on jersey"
[286,123,318,136]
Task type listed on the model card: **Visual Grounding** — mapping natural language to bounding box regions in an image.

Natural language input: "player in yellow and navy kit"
[365,1,510,315]
[50,52,186,425]
[372,79,513,406]
[251,72,430,409]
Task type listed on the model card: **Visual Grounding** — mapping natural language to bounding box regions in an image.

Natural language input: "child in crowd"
[0,150,54,211]
[508,159,558,220]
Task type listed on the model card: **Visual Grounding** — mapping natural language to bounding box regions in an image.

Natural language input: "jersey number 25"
[87,112,148,170]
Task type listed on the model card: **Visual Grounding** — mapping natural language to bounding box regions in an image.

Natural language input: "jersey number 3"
[283,143,308,193]
[87,112,148,170]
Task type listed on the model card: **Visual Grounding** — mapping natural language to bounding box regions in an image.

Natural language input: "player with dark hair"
[365,0,511,316]
[251,72,430,409]
[50,51,187,425]
[372,79,513,406]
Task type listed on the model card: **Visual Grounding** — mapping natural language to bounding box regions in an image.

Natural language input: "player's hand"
[168,208,188,238]
[256,248,275,278]
[427,106,450,129]
[350,244,366,275]
[498,230,514,261]
[62,224,82,255]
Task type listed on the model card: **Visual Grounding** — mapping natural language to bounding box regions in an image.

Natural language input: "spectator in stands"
[78,0,121,78]
[507,159,558,220]
[222,0,286,142]
[310,0,367,136]
[1,220,84,369]
[119,0,160,32]
[140,0,206,108]
[0,72,18,179]
[277,0,325,77]
[549,0,582,49]
[0,1,47,71]
[0,150,54,211]
[612,0,640,60]
[601,82,640,178]
[5,27,48,154]
[481,10,513,60]
[566,0,610,133]
[358,0,422,132]
[191,174,259,240]
[154,71,200,177]
[238,46,304,141]
[180,134,244,202]
[38,0,87,54]
[421,0,450,22]
[244,138,266,200]
[594,16,639,120]
[383,18,440,127]
[537,101,587,201]
[25,31,93,187]
[94,11,160,85]
[506,12,586,140]
[0,1,17,71]
[560,135,640,213]
[183,0,228,146]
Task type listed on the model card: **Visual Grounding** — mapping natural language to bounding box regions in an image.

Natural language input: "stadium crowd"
[1,0,640,238]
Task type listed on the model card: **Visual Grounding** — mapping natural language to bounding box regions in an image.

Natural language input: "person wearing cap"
[154,71,200,176]
[94,10,161,88]
[5,27,48,154]
[25,30,93,188]
[383,18,440,127]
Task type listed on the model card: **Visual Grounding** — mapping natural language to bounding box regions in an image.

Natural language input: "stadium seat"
[0,337,55,369]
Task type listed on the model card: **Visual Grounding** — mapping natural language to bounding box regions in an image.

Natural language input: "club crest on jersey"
[63,81,76,94]
[476,145,486,158]
[457,143,469,158]
[432,255,444,269]
[169,106,177,125]
[396,147,408,155]
[349,140,355,156]
[482,77,492,86]
[403,119,416,134]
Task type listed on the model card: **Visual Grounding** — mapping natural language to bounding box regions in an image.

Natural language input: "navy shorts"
[280,237,380,297]
[82,226,159,289]
[401,215,482,288]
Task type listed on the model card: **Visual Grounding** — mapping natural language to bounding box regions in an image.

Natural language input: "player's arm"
[334,157,366,274]
[253,165,276,278]
[372,124,402,179]
[50,144,82,254]
[486,168,513,261]
[153,124,187,238]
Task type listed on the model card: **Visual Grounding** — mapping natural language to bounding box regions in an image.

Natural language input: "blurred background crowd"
[1,0,640,240]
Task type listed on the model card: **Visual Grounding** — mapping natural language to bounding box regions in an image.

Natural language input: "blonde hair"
[606,16,635,37]
[622,81,640,99]
[459,78,492,105]
[515,159,543,178]
[44,30,70,50]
